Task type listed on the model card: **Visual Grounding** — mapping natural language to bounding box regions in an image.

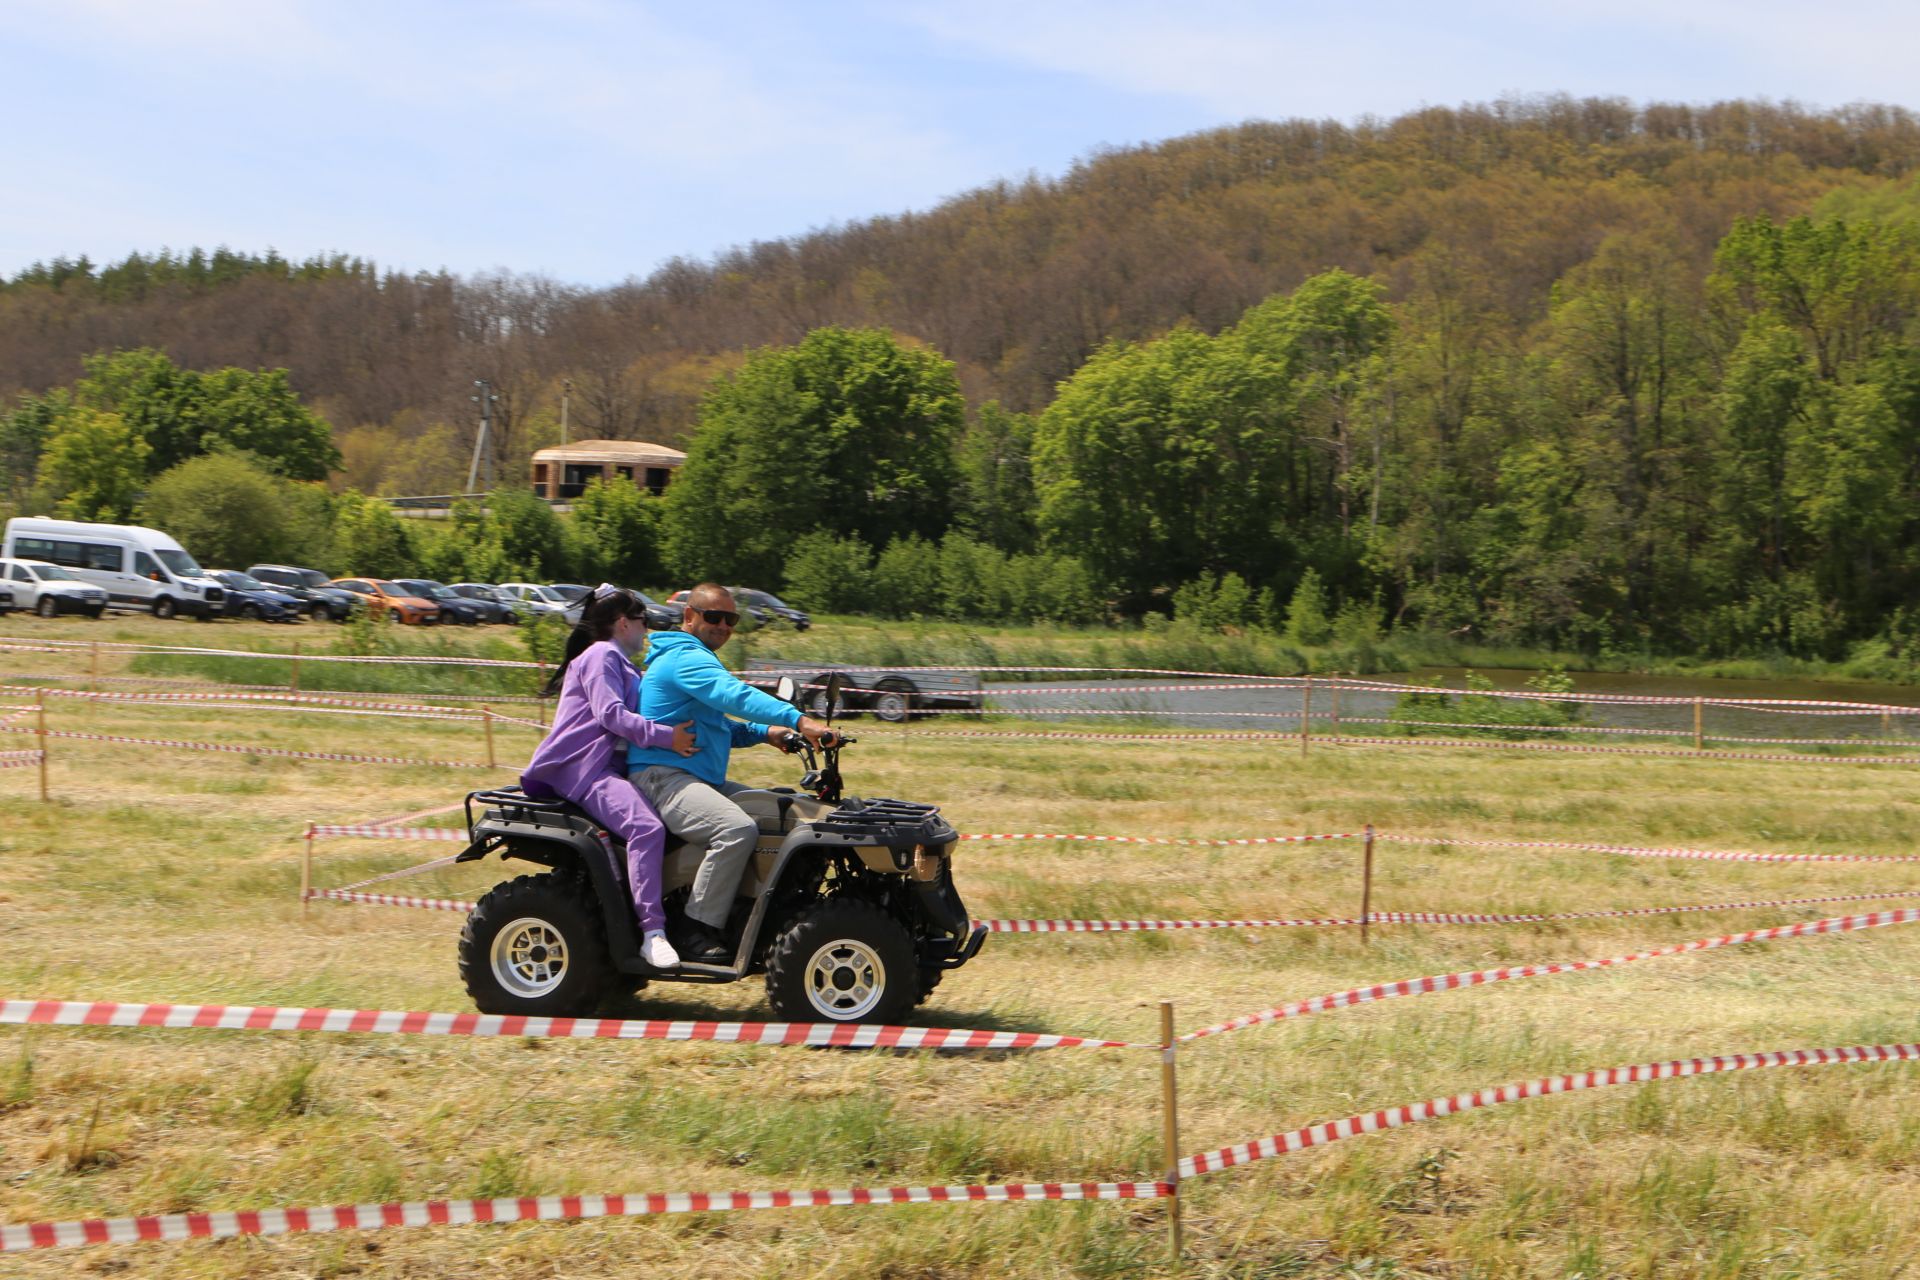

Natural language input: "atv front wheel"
[765,900,916,1024]
[459,872,614,1016]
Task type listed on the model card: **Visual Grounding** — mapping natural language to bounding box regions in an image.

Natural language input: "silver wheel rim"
[490,916,570,998]
[804,938,886,1020]
[874,692,907,721]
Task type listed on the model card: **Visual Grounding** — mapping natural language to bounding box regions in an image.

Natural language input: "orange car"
[328,577,441,624]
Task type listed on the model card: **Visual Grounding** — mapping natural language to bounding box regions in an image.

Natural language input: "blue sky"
[2,0,1915,285]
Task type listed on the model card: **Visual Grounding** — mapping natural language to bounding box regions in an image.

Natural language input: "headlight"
[184,584,201,594]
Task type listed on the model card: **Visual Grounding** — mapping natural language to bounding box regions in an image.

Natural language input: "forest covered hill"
[6,95,1919,494]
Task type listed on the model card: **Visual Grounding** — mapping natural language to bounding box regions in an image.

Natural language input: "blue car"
[209,570,306,623]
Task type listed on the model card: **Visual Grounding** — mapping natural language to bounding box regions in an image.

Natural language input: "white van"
[1,517,228,619]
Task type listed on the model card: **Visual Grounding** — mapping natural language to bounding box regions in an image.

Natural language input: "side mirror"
[822,673,846,723]
[775,675,798,705]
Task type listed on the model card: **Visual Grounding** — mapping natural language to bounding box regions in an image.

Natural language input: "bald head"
[681,582,739,650]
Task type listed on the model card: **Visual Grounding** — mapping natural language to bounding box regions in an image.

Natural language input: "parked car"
[246,564,360,621]
[3,517,225,618]
[208,570,306,623]
[395,578,490,625]
[547,584,591,605]
[0,586,13,614]
[496,582,577,621]
[0,557,110,618]
[734,588,811,631]
[327,578,442,624]
[445,583,525,624]
[633,590,678,630]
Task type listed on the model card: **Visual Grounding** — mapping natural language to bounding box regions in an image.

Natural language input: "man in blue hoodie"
[628,583,839,962]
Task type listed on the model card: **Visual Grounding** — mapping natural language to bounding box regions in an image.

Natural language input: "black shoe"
[669,920,732,965]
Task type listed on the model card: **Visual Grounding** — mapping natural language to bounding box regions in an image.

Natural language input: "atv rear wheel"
[764,900,916,1024]
[459,871,614,1016]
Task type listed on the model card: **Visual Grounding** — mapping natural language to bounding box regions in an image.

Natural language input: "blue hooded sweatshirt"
[625,629,804,786]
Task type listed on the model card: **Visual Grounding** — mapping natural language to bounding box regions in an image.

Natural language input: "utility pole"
[466,378,498,494]
[561,378,572,447]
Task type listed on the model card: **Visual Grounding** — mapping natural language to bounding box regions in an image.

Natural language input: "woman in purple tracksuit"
[521,586,694,969]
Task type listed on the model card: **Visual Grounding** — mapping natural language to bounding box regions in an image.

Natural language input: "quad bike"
[453,676,986,1023]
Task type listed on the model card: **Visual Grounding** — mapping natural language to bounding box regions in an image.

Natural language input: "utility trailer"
[741,658,982,723]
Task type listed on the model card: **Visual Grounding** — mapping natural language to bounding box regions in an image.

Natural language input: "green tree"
[1034,325,1293,600]
[870,535,941,617]
[570,476,664,587]
[780,532,873,614]
[39,408,148,520]
[0,390,71,503]
[664,327,964,583]
[329,491,412,578]
[1284,567,1332,646]
[954,402,1037,552]
[487,487,571,579]
[74,348,340,480]
[140,453,300,567]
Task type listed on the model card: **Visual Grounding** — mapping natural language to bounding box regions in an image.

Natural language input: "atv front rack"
[811,797,950,847]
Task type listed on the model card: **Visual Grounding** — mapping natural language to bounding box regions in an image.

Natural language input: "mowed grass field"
[3,614,1920,1278]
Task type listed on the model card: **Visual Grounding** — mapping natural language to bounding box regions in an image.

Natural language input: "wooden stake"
[1300,675,1313,757]
[301,824,315,918]
[536,659,549,727]
[1360,823,1376,946]
[1693,697,1704,752]
[1330,674,1341,740]
[1883,709,1893,740]
[290,640,302,693]
[36,690,49,803]
[481,704,497,768]
[1160,1000,1183,1272]
[88,641,100,690]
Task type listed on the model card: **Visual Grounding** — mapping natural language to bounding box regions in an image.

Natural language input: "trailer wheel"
[870,678,917,724]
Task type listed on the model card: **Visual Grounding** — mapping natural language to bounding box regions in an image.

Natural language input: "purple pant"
[530,769,668,932]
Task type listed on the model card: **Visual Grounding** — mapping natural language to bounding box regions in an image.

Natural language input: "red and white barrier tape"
[0,749,43,770]
[1322,733,1920,767]
[0,683,481,715]
[1180,1042,1920,1177]
[0,724,499,770]
[1178,907,1920,1042]
[333,858,463,892]
[307,822,1907,865]
[0,1179,1170,1252]
[10,640,1920,713]
[0,998,1141,1051]
[1377,833,1920,864]
[15,670,549,703]
[310,823,469,841]
[979,915,1361,932]
[310,888,474,912]
[363,801,467,828]
[312,889,1920,933]
[960,830,1356,847]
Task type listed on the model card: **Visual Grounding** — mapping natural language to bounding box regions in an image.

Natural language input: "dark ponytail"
[544,586,647,697]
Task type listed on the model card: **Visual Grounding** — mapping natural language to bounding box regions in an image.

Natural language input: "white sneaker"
[641,930,680,969]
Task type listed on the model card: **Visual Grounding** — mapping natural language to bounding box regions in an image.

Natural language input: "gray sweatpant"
[631,766,757,930]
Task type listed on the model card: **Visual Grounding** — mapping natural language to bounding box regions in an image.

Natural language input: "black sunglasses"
[696,608,739,626]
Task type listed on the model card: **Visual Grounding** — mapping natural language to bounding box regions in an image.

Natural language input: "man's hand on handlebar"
[797,716,846,748]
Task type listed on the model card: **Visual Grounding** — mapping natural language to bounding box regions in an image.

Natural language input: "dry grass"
[3,613,1920,1277]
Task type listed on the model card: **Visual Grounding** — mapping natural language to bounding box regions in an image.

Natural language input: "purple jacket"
[522,640,674,799]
